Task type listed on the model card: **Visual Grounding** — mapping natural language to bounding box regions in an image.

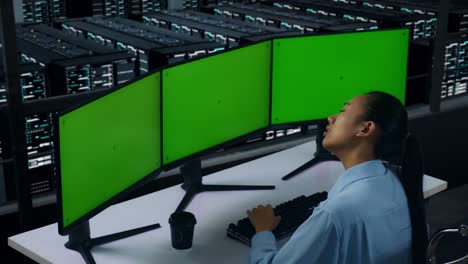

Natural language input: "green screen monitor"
[271,28,409,126]
[56,72,162,235]
[162,41,271,168]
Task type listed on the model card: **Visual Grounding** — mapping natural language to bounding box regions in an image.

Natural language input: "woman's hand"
[247,205,282,233]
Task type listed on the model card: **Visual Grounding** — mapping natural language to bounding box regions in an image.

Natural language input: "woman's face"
[323,95,369,153]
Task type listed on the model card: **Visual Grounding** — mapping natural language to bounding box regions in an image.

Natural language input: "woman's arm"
[249,207,341,264]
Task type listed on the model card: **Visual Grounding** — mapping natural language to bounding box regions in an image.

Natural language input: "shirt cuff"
[252,231,277,249]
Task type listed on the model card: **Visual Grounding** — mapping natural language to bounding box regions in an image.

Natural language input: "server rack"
[17,24,137,94]
[58,17,224,73]
[213,3,377,32]
[22,0,67,24]
[441,33,468,99]
[212,4,326,33]
[175,9,286,35]
[91,0,167,17]
[48,0,67,21]
[268,0,435,39]
[100,16,225,62]
[142,11,259,46]
[0,58,54,198]
[60,19,164,74]
[402,32,468,102]
[331,0,468,33]
[182,0,202,11]
[92,0,128,17]
[128,0,166,16]
[22,0,50,24]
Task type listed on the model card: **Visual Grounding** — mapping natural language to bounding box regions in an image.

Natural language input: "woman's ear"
[357,121,377,137]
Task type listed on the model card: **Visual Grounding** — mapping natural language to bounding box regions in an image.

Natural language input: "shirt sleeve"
[249,207,340,264]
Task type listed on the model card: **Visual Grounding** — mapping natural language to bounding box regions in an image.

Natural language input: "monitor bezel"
[55,71,164,236]
[268,27,411,128]
[158,40,274,171]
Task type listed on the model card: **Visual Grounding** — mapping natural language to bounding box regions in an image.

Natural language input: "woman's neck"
[337,146,377,170]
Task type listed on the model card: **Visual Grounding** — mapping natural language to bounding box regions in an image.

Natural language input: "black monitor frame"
[55,71,164,236]
[269,26,411,128]
[158,39,275,172]
[268,27,411,180]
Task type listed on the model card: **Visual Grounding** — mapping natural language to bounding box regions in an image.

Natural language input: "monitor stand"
[175,158,275,212]
[65,220,161,264]
[282,120,339,181]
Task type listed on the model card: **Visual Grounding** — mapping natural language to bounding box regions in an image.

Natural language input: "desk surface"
[8,141,447,264]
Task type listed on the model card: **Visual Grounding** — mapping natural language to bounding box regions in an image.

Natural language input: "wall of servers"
[22,0,167,24]
[0,0,467,204]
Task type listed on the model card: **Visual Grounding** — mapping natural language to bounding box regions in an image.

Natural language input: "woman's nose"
[328,115,336,124]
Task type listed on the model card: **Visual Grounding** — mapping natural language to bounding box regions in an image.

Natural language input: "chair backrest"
[426,224,468,264]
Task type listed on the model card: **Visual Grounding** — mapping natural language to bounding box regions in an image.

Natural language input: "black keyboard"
[227,191,328,246]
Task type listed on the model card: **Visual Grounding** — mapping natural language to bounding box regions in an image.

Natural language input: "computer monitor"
[161,41,275,212]
[55,72,162,263]
[162,41,272,168]
[272,28,409,181]
[271,28,409,126]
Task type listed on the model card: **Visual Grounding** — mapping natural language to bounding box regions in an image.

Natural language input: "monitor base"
[282,120,339,181]
[65,221,161,264]
[175,158,275,212]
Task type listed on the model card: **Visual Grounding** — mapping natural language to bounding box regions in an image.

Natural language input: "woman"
[247,91,427,264]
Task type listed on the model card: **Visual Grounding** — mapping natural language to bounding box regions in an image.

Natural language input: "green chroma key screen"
[162,41,271,165]
[271,29,409,125]
[59,73,161,230]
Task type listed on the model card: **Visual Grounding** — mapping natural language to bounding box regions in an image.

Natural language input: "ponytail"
[400,133,427,264]
[363,91,428,263]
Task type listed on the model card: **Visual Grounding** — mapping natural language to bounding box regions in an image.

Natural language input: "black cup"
[169,211,197,250]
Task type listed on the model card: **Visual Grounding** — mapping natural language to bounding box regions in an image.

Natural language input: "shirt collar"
[328,160,387,198]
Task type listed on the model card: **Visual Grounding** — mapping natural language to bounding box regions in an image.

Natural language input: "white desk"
[8,141,447,264]
[422,174,448,199]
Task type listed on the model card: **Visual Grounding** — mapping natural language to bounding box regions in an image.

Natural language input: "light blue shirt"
[250,160,412,264]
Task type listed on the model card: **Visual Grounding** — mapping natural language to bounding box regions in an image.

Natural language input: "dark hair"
[363,91,427,263]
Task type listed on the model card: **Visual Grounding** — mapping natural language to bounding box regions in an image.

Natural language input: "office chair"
[426,224,468,264]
